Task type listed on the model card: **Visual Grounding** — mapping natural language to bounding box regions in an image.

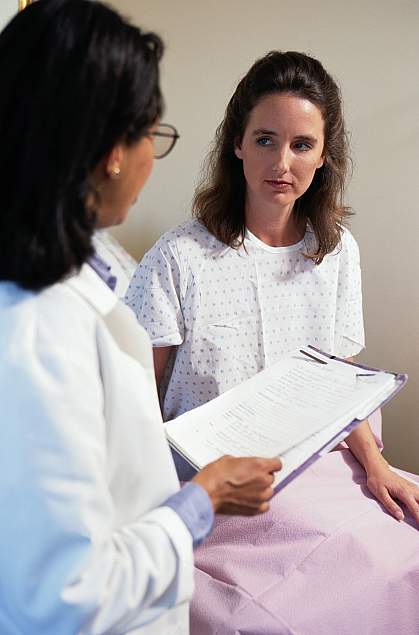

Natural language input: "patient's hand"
[345,418,419,524]
[366,464,419,524]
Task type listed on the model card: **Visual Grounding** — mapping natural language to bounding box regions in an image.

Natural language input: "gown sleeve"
[333,229,365,358]
[125,238,185,347]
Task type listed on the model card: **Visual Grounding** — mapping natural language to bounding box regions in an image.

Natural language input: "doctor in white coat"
[0,2,281,634]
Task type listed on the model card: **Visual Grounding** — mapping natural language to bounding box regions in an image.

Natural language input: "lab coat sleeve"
[0,314,194,634]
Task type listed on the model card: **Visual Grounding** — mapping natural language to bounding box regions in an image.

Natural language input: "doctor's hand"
[192,455,281,516]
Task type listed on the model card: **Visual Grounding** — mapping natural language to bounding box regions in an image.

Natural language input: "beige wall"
[0,1,19,29]
[110,0,419,472]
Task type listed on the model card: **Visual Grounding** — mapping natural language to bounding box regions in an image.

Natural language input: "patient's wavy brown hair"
[193,51,352,263]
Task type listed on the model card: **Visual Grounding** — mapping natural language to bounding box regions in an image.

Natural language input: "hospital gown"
[126,219,364,421]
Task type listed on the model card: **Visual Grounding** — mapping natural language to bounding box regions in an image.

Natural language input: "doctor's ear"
[105,144,125,179]
[91,144,125,190]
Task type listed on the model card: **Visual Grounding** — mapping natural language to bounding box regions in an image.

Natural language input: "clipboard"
[166,346,407,491]
[273,346,407,491]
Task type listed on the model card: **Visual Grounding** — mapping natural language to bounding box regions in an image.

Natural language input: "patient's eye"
[256,136,273,146]
[293,141,312,151]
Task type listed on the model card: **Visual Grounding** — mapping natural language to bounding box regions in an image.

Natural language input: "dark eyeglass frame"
[151,123,180,159]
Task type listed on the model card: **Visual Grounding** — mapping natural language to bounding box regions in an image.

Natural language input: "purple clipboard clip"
[274,346,408,492]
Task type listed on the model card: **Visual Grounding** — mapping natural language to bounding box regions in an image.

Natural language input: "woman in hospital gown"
[126,51,419,634]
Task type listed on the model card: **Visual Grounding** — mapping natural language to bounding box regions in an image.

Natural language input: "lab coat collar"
[66,264,155,371]
[66,263,118,316]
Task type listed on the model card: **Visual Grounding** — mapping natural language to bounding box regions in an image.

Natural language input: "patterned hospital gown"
[125,219,364,421]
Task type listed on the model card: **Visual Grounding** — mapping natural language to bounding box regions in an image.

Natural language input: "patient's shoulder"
[339,227,361,263]
[156,218,218,250]
[144,218,223,269]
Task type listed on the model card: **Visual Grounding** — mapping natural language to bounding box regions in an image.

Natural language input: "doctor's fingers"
[217,500,271,516]
[225,484,276,507]
[192,455,279,512]
[223,456,282,487]
[228,470,276,493]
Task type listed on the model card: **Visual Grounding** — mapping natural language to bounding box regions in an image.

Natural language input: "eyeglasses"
[151,123,179,159]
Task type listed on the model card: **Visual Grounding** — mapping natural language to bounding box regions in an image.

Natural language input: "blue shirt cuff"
[163,482,214,548]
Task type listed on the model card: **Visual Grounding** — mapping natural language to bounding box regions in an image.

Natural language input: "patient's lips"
[265,179,292,192]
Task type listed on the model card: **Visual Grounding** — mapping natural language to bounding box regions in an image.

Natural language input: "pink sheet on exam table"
[191,410,419,635]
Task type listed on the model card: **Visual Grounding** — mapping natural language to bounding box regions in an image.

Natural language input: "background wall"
[0,1,20,29]
[2,1,417,472]
[110,0,419,473]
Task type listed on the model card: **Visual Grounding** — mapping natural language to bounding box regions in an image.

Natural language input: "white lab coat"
[0,264,193,634]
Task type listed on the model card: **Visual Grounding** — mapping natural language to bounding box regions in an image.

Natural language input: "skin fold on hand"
[192,455,282,516]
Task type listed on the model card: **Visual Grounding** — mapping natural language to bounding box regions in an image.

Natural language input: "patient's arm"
[153,346,175,388]
[345,359,419,524]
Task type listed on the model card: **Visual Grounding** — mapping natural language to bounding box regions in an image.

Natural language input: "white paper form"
[274,374,399,487]
[166,349,397,471]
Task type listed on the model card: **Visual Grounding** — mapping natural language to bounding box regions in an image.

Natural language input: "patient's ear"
[234,137,243,160]
[316,153,325,169]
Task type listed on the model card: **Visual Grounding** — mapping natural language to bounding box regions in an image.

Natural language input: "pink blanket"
[192,414,419,634]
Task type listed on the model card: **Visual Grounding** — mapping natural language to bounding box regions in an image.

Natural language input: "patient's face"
[234,92,325,216]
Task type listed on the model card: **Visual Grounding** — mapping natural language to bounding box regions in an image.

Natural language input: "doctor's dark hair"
[0,0,163,290]
[193,51,351,263]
